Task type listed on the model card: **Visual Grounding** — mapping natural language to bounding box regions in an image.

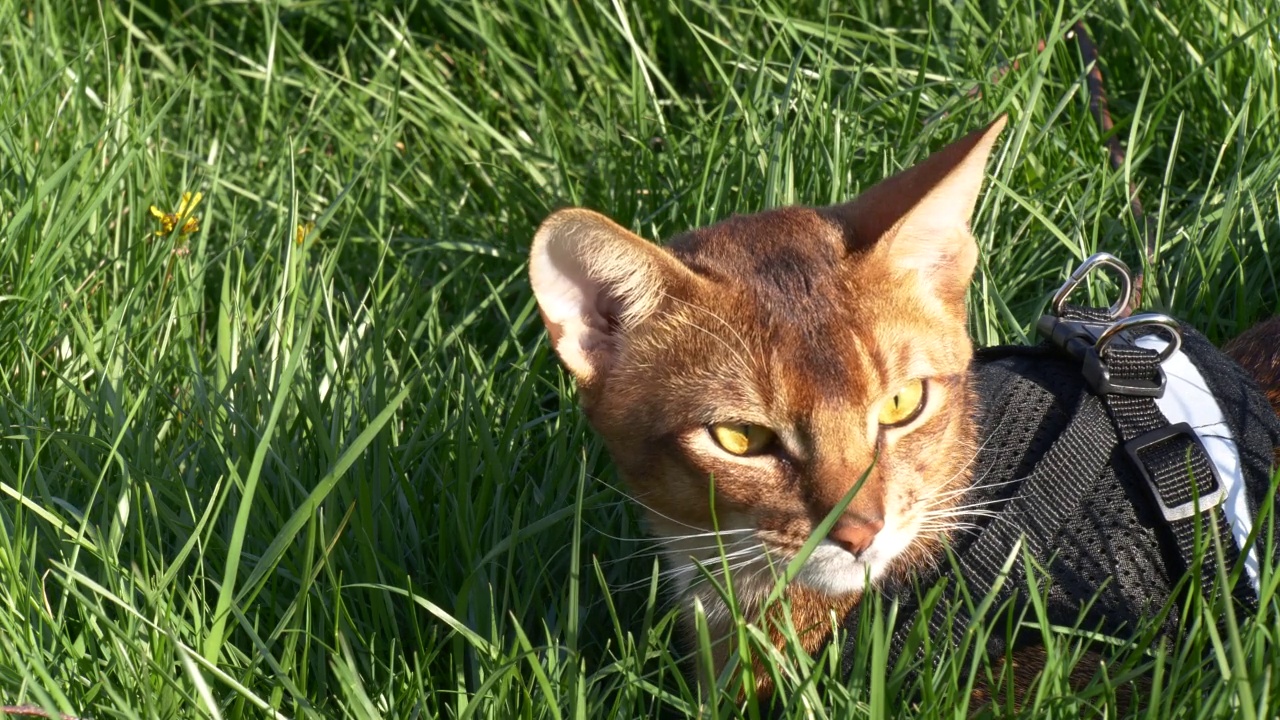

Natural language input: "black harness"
[842,253,1280,676]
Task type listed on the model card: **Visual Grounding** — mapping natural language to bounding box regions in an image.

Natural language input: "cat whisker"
[679,544,784,574]
[658,544,765,563]
[661,546,763,571]
[912,415,1016,514]
[918,452,1020,512]
[921,497,1011,514]
[916,517,997,532]
[609,548,768,592]
[941,513,1001,524]
[917,510,992,524]
[688,525,757,535]
[586,524,755,544]
[596,541,751,569]
[596,531,768,579]
[597,552,667,569]
[916,519,985,531]
[926,499,1003,515]
[611,572,687,592]
[645,560,767,592]
[705,557,777,585]
[586,473,746,536]
[919,491,1012,517]
[924,474,1021,504]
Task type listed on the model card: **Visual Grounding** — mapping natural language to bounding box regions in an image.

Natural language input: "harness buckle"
[1123,422,1226,522]
[1035,314,1110,362]
[1080,315,1182,397]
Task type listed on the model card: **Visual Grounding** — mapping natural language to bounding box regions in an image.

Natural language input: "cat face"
[530,118,1005,606]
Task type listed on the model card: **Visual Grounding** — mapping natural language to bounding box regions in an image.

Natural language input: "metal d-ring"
[1050,252,1134,320]
[1094,313,1182,363]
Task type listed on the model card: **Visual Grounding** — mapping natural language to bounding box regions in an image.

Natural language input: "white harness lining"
[1135,334,1259,590]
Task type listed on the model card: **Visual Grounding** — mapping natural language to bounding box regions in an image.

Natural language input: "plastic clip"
[1082,314,1182,397]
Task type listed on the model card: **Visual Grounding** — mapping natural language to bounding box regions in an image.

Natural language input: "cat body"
[1227,317,1280,428]
[528,118,1280,692]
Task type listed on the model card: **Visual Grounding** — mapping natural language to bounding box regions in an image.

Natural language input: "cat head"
[530,118,1006,601]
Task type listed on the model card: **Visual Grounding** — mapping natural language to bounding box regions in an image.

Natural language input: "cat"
[1227,317,1280,474]
[527,116,1280,696]
[1226,317,1280,429]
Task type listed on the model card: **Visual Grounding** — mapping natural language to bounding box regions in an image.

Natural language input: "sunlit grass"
[1,0,1278,717]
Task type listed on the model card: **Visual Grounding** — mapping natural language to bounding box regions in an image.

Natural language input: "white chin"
[792,540,891,595]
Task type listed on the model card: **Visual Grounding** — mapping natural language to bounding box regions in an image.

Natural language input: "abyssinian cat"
[528,116,1280,692]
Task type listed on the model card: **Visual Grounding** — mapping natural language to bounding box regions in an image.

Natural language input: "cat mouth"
[758,530,912,595]
[656,522,916,597]
[791,541,884,594]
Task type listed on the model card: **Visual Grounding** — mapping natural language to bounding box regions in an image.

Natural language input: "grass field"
[2,0,1280,717]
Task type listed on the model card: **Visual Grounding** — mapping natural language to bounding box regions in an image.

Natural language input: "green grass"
[2,0,1279,717]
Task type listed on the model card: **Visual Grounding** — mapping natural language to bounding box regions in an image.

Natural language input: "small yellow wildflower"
[295,221,315,246]
[150,192,203,237]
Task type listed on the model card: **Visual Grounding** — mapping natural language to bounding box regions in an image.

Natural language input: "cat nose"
[830,517,885,556]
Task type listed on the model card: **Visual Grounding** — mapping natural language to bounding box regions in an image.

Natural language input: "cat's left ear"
[829,116,1007,296]
[529,208,703,391]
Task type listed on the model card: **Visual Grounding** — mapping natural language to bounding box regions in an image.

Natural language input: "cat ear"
[529,208,698,387]
[830,116,1007,293]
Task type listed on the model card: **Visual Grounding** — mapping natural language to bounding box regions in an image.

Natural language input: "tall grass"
[1,0,1278,717]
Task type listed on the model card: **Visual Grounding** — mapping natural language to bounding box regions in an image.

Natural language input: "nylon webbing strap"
[1063,315,1247,604]
[1061,302,1112,323]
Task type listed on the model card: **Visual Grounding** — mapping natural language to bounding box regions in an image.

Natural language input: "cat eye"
[710,422,776,456]
[877,379,927,428]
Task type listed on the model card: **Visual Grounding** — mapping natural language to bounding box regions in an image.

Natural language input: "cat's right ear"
[828,116,1006,299]
[529,208,697,388]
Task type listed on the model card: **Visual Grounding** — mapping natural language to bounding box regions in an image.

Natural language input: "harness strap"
[1059,312,1251,607]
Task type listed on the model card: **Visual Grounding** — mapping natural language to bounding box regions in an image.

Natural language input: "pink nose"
[829,517,885,555]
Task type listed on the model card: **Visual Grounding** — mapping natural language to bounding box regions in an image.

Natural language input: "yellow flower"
[295,221,315,246]
[150,192,203,237]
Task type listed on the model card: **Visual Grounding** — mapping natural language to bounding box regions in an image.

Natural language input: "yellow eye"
[710,423,776,456]
[878,379,927,427]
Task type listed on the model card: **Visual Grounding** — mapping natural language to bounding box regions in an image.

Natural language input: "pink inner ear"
[551,280,612,377]
[529,206,704,385]
[596,290,622,334]
[531,238,639,384]
[881,227,979,301]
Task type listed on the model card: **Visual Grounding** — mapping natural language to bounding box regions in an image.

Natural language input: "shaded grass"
[1,0,1279,717]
